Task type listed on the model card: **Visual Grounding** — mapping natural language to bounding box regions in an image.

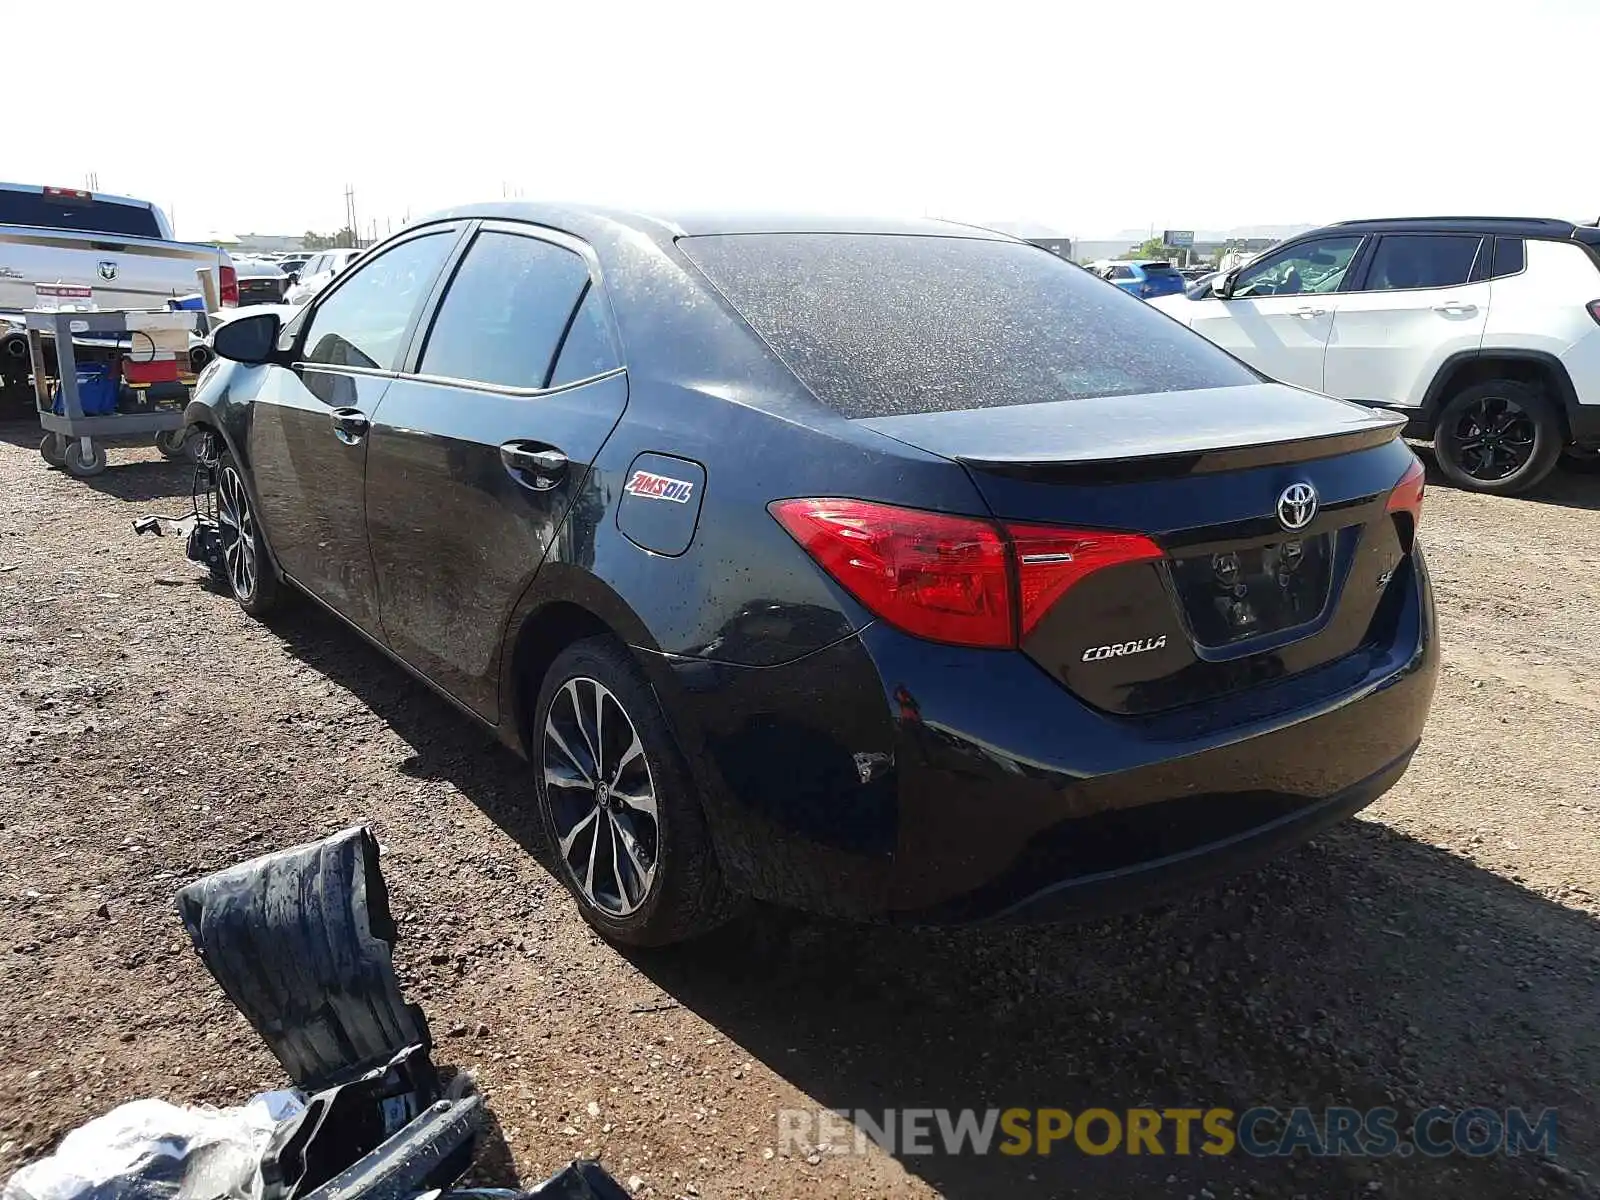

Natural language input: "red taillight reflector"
[218,264,239,307]
[770,498,1167,648]
[769,498,1012,647]
[1006,524,1165,638]
[1587,299,1600,326]
[43,186,92,200]
[1386,455,1426,528]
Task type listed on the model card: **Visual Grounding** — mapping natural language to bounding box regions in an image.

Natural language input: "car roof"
[1324,215,1589,238]
[418,201,1012,246]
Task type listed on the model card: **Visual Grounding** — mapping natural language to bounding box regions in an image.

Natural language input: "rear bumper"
[650,549,1438,922]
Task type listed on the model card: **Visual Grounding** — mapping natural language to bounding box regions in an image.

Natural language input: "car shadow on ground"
[264,602,1600,1200]
[0,419,197,503]
[1413,445,1600,512]
[1522,463,1600,511]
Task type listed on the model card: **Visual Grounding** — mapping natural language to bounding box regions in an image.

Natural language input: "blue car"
[1094,259,1188,299]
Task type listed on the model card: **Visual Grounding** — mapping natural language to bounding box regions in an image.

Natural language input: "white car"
[284,247,363,305]
[1151,217,1600,494]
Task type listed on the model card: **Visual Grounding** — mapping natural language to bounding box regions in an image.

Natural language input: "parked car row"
[226,247,364,308]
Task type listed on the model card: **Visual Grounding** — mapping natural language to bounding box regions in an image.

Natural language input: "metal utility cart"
[25,308,193,478]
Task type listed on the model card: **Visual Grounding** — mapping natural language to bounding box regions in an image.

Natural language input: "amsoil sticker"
[625,469,695,504]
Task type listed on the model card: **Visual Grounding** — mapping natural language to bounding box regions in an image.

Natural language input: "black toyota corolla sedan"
[186,205,1438,946]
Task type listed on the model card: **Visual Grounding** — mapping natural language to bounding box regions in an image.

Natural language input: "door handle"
[1432,301,1478,315]
[500,442,567,490]
[1293,306,1328,318]
[330,407,369,444]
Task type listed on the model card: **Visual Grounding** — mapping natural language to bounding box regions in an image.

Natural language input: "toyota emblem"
[1276,482,1318,531]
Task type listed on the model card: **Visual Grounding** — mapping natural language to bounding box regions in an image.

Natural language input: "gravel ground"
[0,420,1597,1200]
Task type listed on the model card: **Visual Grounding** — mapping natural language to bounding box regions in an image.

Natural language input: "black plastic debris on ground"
[175,824,429,1092]
[175,826,476,1199]
[171,825,634,1200]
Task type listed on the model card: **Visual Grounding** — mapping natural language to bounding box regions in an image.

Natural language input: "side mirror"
[1213,271,1237,300]
[212,311,282,364]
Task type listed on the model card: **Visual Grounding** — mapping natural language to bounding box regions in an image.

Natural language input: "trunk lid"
[858,384,1415,715]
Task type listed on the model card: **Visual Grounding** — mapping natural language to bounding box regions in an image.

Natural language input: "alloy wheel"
[1451,395,1536,481]
[216,466,258,600]
[542,676,659,916]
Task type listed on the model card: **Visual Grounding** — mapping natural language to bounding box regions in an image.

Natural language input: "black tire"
[1433,381,1562,495]
[532,636,737,947]
[62,439,107,478]
[39,433,65,468]
[215,449,285,617]
[155,428,195,460]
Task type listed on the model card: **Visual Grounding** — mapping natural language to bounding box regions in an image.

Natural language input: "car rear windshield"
[0,192,162,238]
[679,233,1255,418]
[1140,261,1178,273]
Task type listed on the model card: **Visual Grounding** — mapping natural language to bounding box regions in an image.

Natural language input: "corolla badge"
[1082,635,1167,662]
[97,260,117,280]
[1276,482,1318,531]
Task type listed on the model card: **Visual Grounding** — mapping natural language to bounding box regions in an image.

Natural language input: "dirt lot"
[0,421,1597,1200]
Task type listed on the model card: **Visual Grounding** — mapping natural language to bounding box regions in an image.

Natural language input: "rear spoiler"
[961,416,1405,486]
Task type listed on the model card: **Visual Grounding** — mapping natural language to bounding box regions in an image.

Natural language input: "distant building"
[230,233,307,254]
[1191,236,1279,263]
[1026,237,1073,260]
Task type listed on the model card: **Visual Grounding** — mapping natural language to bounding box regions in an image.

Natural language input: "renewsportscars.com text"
[777,1106,1557,1159]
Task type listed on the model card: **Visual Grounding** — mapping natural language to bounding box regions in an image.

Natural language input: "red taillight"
[43,186,91,200]
[1587,299,1600,325]
[1008,525,1165,638]
[1386,456,1426,529]
[218,264,239,307]
[769,498,1165,648]
[769,498,1011,647]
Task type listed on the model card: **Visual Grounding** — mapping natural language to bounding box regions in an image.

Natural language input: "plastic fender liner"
[174,825,429,1092]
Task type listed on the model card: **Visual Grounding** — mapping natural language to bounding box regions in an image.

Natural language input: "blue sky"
[12,0,1598,241]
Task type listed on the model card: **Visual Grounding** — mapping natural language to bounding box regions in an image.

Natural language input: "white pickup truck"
[0,182,237,387]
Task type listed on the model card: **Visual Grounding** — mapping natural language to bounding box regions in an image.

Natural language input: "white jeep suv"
[1151,218,1600,494]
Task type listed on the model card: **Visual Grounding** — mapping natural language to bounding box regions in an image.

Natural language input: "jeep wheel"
[1433,381,1561,496]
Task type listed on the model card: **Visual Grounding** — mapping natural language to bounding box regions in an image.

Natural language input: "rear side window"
[548,286,621,386]
[0,191,161,238]
[420,232,592,388]
[1491,237,1526,278]
[1109,264,1136,280]
[1364,234,1483,291]
[680,234,1255,418]
[302,232,454,371]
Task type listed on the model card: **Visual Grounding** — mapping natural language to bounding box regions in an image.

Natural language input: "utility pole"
[343,185,359,248]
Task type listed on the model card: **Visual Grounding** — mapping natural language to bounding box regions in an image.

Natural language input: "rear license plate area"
[1170,534,1333,647]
